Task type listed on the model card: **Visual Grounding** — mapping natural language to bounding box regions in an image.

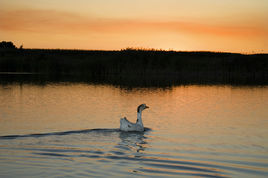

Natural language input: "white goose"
[120,104,149,132]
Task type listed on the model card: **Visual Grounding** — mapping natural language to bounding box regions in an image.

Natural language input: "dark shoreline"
[0,48,267,87]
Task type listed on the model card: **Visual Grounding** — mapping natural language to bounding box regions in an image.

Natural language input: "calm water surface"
[0,84,267,177]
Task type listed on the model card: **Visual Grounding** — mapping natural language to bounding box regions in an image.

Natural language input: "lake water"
[0,83,267,177]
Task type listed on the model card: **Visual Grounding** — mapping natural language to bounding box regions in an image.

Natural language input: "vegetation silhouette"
[0,46,267,86]
[0,41,17,49]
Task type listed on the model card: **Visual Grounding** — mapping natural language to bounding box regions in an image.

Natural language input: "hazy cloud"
[1,9,266,38]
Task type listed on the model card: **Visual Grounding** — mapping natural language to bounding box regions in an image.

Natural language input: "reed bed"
[0,48,267,86]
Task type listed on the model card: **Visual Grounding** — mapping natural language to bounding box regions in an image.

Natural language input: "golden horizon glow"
[0,0,267,53]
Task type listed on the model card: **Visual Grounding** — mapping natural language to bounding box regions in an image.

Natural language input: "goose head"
[137,104,149,113]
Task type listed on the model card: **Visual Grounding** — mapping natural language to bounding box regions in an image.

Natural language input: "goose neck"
[136,111,143,124]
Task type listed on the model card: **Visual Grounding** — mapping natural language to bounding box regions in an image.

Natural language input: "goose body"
[120,104,149,132]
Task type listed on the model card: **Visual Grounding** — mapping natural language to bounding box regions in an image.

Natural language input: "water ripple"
[0,128,267,177]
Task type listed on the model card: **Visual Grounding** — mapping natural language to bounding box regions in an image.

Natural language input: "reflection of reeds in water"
[0,48,267,86]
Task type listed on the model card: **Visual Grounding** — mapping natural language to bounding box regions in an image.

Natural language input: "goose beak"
[145,106,149,109]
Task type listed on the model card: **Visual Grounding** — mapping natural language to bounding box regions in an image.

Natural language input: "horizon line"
[8,47,267,55]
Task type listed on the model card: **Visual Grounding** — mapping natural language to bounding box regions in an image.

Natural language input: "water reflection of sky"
[0,84,267,177]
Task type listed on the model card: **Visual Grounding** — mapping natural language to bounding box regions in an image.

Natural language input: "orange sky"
[0,0,267,53]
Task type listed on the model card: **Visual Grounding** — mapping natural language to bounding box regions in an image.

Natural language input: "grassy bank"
[0,48,267,86]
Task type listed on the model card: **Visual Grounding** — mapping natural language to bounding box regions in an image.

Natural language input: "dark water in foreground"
[0,84,267,177]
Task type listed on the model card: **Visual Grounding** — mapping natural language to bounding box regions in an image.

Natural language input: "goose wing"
[120,117,133,125]
[120,117,137,131]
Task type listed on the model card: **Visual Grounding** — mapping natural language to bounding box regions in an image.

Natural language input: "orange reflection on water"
[0,84,267,169]
[0,84,267,138]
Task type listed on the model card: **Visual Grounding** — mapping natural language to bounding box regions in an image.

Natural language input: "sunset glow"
[1,0,267,53]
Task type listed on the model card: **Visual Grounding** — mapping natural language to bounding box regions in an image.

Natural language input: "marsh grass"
[0,48,267,86]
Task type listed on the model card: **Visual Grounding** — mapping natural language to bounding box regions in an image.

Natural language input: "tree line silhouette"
[0,41,17,49]
[0,42,267,86]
